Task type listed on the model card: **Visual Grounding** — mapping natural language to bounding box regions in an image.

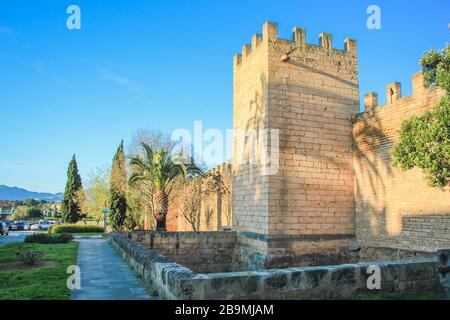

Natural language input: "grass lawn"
[0,242,78,300]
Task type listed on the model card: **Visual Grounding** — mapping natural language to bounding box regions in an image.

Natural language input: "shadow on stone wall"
[354,111,450,251]
[232,72,268,232]
[353,113,394,243]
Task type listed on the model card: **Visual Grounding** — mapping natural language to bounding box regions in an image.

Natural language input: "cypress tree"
[109,140,128,231]
[61,154,83,223]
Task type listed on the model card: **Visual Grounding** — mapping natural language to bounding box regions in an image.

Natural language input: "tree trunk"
[156,216,166,231]
[217,191,222,230]
[154,190,169,231]
[144,214,151,230]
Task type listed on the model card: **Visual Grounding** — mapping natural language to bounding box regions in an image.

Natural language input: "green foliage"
[49,224,103,234]
[421,44,450,92]
[27,207,42,218]
[24,233,73,244]
[11,199,46,207]
[392,44,450,189]
[128,143,200,231]
[124,190,143,230]
[61,155,84,223]
[15,249,45,266]
[10,206,42,220]
[109,141,128,231]
[0,242,78,300]
[81,166,110,225]
[129,143,200,191]
[392,96,449,188]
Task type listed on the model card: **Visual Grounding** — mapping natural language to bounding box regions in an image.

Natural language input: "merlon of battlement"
[412,71,426,95]
[319,32,333,50]
[233,54,242,67]
[364,92,378,112]
[252,34,262,48]
[344,38,357,55]
[242,44,252,61]
[386,82,402,104]
[262,21,278,42]
[292,27,306,49]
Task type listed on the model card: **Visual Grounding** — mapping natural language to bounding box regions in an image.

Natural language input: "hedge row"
[25,233,74,244]
[49,224,104,234]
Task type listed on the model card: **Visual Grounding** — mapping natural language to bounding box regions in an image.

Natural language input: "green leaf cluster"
[392,44,450,189]
[61,155,83,223]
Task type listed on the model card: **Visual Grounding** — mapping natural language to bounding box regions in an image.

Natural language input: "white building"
[0,206,14,219]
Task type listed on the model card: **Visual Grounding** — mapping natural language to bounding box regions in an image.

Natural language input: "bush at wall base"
[24,233,74,244]
[49,224,104,234]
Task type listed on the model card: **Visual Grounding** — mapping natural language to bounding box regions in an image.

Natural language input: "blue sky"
[0,0,449,193]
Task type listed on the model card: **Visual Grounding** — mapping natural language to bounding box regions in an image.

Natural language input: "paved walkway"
[71,237,155,300]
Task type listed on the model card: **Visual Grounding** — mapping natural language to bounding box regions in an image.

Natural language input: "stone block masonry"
[232,21,449,263]
[130,231,237,273]
[166,162,233,232]
[233,22,359,264]
[110,232,439,300]
[354,72,450,252]
[109,20,450,300]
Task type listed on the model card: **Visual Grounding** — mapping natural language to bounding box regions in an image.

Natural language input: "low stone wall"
[128,231,237,273]
[109,232,439,300]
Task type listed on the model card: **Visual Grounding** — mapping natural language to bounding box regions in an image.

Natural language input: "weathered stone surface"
[290,269,304,289]
[301,267,330,289]
[330,265,358,285]
[206,272,261,299]
[233,22,359,261]
[110,232,440,300]
[354,75,449,253]
[129,231,237,273]
[438,249,450,299]
[264,271,289,290]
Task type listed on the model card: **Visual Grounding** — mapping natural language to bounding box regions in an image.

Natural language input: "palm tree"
[128,143,199,231]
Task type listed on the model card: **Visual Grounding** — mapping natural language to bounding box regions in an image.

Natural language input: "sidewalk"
[71,237,156,300]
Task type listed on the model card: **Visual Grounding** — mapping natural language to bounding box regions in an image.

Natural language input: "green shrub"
[25,233,74,244]
[16,249,45,265]
[49,224,103,234]
[392,97,449,188]
[11,206,43,220]
[392,44,450,189]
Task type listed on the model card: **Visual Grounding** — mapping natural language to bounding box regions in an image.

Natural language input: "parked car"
[30,221,54,231]
[23,222,32,231]
[9,221,25,231]
[0,222,9,236]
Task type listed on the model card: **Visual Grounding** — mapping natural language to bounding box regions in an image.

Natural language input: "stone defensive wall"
[109,232,439,300]
[169,21,449,271]
[233,21,360,267]
[114,21,449,300]
[353,72,450,252]
[167,162,232,232]
[129,230,237,273]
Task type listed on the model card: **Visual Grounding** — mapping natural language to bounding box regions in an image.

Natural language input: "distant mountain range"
[0,185,63,202]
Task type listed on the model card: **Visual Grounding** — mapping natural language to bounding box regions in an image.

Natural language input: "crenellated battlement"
[232,21,450,263]
[234,21,357,68]
[360,71,445,115]
[233,21,360,261]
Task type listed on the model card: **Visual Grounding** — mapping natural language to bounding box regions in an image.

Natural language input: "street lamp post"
[102,207,110,233]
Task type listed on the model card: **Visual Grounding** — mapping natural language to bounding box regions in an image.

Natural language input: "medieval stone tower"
[232,22,360,268]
